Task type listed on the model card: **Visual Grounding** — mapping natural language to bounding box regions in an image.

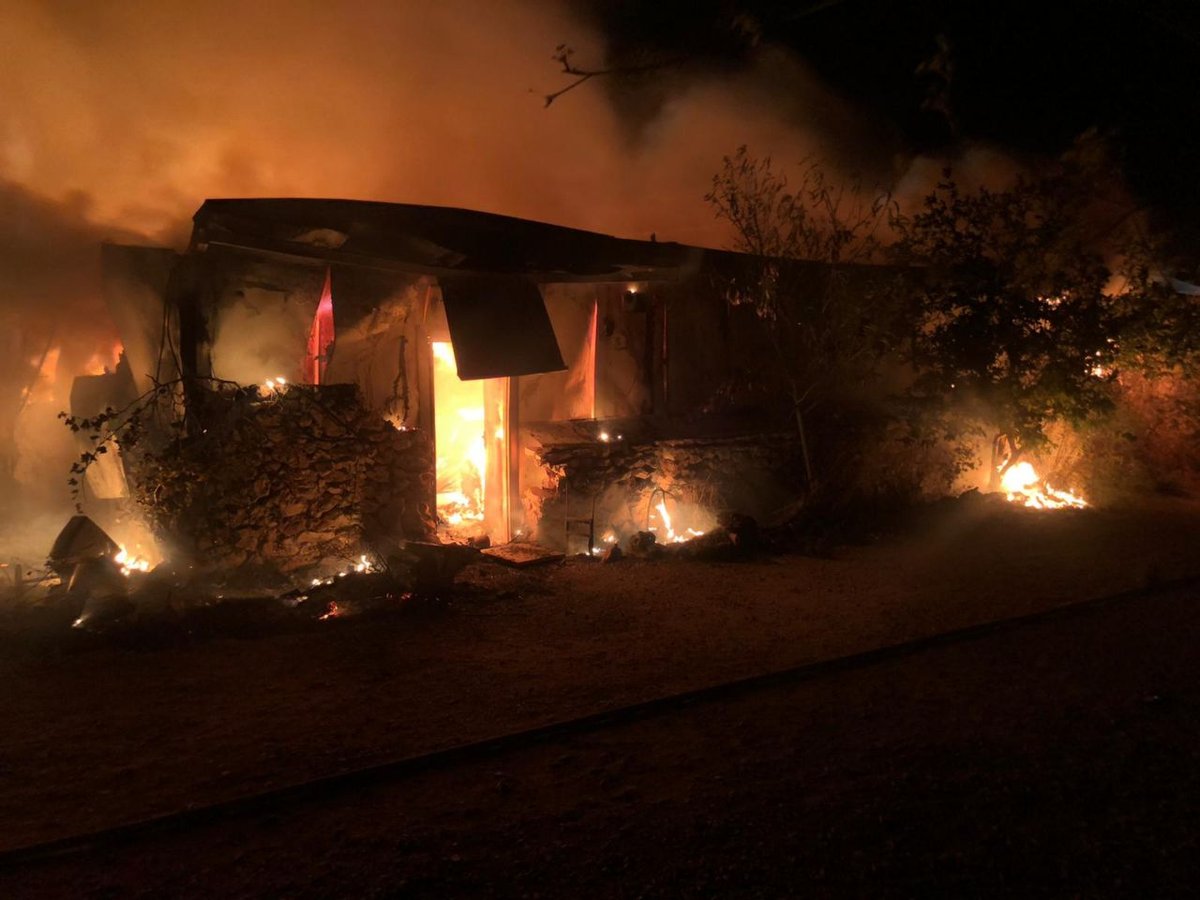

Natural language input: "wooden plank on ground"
[481,543,564,567]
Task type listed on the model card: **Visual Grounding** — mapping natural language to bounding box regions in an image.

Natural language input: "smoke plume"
[0,0,904,243]
[0,0,1031,557]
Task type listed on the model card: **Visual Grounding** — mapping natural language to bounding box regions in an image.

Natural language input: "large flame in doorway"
[1000,461,1088,509]
[431,342,487,528]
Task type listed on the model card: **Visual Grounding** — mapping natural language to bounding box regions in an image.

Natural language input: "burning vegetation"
[999,461,1088,510]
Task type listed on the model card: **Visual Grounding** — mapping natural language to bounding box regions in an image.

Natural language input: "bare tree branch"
[541,44,683,108]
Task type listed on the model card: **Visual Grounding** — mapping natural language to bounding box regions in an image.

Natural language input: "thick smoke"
[0,0,897,244]
[0,0,1021,558]
[0,179,133,557]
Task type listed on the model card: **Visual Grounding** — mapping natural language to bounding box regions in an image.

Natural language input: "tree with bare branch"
[705,146,898,488]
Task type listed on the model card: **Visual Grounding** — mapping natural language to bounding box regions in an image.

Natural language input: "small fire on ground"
[591,496,712,554]
[310,554,379,587]
[653,500,707,543]
[999,461,1087,509]
[114,548,151,576]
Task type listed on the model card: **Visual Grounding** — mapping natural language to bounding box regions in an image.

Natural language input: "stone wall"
[131,385,436,574]
[527,432,803,549]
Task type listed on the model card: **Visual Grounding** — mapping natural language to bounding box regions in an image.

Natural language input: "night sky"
[586,0,1200,237]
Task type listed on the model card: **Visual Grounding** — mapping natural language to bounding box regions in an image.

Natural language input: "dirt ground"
[0,499,1198,861]
[4,569,1198,898]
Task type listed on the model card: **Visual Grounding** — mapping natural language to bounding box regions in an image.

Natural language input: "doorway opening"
[431,340,509,542]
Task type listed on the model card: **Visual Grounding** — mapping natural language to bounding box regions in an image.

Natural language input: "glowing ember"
[999,461,1087,509]
[262,376,288,394]
[114,548,151,576]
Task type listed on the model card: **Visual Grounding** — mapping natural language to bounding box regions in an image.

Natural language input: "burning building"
[85,199,896,575]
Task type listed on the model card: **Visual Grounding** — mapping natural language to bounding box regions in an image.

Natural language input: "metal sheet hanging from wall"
[439,275,566,380]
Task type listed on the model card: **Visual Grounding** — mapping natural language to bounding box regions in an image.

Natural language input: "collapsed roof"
[192,199,706,283]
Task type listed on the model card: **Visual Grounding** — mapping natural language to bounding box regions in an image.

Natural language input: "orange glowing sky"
[0,0,883,248]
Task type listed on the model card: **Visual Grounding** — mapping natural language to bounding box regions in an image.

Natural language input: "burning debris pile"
[48,514,121,592]
[612,510,763,562]
[6,513,477,638]
[530,431,802,551]
[41,514,155,629]
[999,461,1088,510]
[131,384,436,574]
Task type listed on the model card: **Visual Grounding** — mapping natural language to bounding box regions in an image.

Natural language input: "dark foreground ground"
[3,567,1199,897]
[1,501,1199,896]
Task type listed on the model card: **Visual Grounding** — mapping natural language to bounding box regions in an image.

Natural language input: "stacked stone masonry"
[131,386,436,573]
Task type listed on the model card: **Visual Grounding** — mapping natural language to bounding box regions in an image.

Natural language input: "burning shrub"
[1083,369,1200,502]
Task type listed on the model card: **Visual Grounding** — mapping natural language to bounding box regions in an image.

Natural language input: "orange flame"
[114,547,151,576]
[1000,461,1087,509]
[651,498,708,544]
[432,342,486,529]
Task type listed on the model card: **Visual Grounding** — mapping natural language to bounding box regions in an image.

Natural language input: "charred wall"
[515,273,806,549]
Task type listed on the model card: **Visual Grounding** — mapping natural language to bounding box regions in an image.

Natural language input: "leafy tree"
[891,161,1200,489]
[58,378,186,513]
[704,146,898,487]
